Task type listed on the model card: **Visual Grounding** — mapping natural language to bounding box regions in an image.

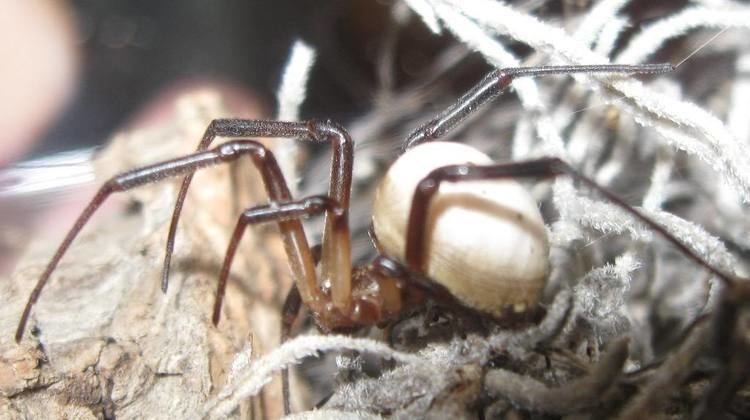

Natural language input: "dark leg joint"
[305,119,346,142]
[404,121,438,150]
[372,255,409,278]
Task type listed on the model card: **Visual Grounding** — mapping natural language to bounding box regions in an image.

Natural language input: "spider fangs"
[15,61,739,414]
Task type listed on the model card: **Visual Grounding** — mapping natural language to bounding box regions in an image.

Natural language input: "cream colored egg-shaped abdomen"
[372,142,549,317]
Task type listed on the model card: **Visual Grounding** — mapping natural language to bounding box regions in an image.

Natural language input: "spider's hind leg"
[403,63,673,150]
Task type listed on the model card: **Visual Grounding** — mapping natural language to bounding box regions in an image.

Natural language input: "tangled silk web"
[205,1,750,418]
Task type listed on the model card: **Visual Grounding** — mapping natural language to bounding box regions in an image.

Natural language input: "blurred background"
[6,0,462,160]
[12,0,690,158]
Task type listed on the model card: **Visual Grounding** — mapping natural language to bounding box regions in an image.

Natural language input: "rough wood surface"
[0,91,302,419]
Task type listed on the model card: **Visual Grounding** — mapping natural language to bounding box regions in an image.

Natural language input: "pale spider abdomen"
[372,141,549,317]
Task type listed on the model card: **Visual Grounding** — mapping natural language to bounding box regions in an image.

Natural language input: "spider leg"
[211,195,347,417]
[281,284,302,416]
[403,159,750,415]
[373,255,511,329]
[404,158,735,286]
[403,63,673,150]
[212,195,345,325]
[280,249,320,416]
[163,119,353,294]
[372,255,458,309]
[15,140,319,342]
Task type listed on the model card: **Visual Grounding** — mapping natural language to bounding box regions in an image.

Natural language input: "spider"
[14,62,741,414]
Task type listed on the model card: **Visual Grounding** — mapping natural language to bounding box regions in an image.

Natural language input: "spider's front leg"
[14,140,323,342]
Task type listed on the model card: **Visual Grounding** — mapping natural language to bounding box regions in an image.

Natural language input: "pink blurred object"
[0,1,80,166]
